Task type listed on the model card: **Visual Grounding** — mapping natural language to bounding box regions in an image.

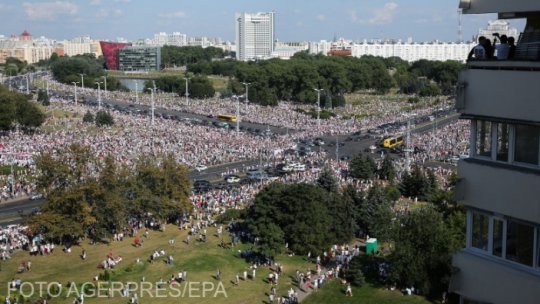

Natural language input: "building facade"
[0,31,58,64]
[99,41,130,70]
[118,46,161,71]
[478,19,519,41]
[450,1,540,304]
[308,38,475,63]
[236,12,275,61]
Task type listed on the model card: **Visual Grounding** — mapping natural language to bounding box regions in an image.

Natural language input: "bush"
[95,111,114,127]
[346,256,366,287]
[83,111,94,123]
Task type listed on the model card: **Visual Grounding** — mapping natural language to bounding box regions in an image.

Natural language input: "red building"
[327,49,352,56]
[20,30,32,41]
[99,41,130,70]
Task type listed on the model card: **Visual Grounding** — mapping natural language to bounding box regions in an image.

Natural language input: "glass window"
[472,212,489,251]
[496,123,509,162]
[476,121,492,157]
[506,220,535,266]
[493,219,504,257]
[514,125,540,165]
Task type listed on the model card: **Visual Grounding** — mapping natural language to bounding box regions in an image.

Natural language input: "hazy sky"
[0,0,525,42]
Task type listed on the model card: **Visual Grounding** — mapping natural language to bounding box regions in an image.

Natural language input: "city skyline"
[0,0,524,42]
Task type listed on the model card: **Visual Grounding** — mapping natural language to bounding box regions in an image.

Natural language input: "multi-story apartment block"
[450,1,540,303]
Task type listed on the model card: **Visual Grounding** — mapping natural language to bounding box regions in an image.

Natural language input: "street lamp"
[80,74,85,89]
[147,87,155,126]
[102,75,107,97]
[25,75,30,94]
[46,79,49,96]
[95,82,103,110]
[233,95,240,134]
[71,81,79,105]
[184,77,190,105]
[134,80,139,104]
[314,88,324,132]
[242,82,251,104]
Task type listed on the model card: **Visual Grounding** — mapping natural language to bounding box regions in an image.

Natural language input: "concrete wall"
[461,0,540,15]
[450,250,540,304]
[456,159,540,224]
[457,69,540,123]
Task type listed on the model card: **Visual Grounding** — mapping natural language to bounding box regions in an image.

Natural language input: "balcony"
[450,250,540,304]
[456,66,540,123]
[460,0,540,16]
[455,159,540,224]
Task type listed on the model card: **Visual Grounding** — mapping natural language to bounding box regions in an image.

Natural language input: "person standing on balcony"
[468,36,487,60]
[494,34,510,60]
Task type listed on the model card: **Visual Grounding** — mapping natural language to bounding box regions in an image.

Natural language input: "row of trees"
[27,145,191,242]
[50,54,125,91]
[161,46,230,68]
[0,84,45,131]
[186,53,464,105]
[1,57,36,76]
[143,75,215,99]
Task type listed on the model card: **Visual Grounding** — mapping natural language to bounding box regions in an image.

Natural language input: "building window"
[513,125,539,165]
[472,212,489,251]
[496,123,509,162]
[476,121,492,158]
[506,220,535,267]
[493,218,504,257]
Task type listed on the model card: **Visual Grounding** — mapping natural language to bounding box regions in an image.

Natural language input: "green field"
[304,280,431,304]
[0,225,313,303]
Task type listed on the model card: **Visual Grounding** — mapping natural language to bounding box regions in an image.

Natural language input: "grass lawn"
[0,225,313,303]
[303,280,432,304]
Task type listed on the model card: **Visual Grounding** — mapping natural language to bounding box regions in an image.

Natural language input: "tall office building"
[450,1,540,303]
[235,12,275,61]
[118,46,161,71]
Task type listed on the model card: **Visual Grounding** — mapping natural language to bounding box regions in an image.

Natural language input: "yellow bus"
[218,114,237,122]
[383,135,404,148]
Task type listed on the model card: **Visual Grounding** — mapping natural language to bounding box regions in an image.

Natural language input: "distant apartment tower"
[153,32,187,46]
[118,46,161,71]
[235,12,275,61]
[450,1,540,304]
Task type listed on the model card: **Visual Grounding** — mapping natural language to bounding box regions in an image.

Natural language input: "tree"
[247,183,334,255]
[400,166,433,201]
[37,90,50,106]
[349,154,376,180]
[379,155,396,182]
[360,183,394,242]
[0,85,45,131]
[27,146,191,242]
[389,205,460,298]
[83,111,94,123]
[317,167,338,193]
[345,256,366,287]
[95,111,114,127]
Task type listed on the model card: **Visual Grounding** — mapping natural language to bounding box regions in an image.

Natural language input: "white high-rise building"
[235,12,275,61]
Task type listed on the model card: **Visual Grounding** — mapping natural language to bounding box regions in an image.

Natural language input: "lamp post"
[102,75,107,97]
[71,81,79,105]
[147,87,155,126]
[184,77,190,105]
[46,79,49,96]
[314,88,324,132]
[233,95,240,134]
[95,82,103,110]
[25,75,30,94]
[242,82,251,103]
[80,74,85,89]
[134,80,139,104]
